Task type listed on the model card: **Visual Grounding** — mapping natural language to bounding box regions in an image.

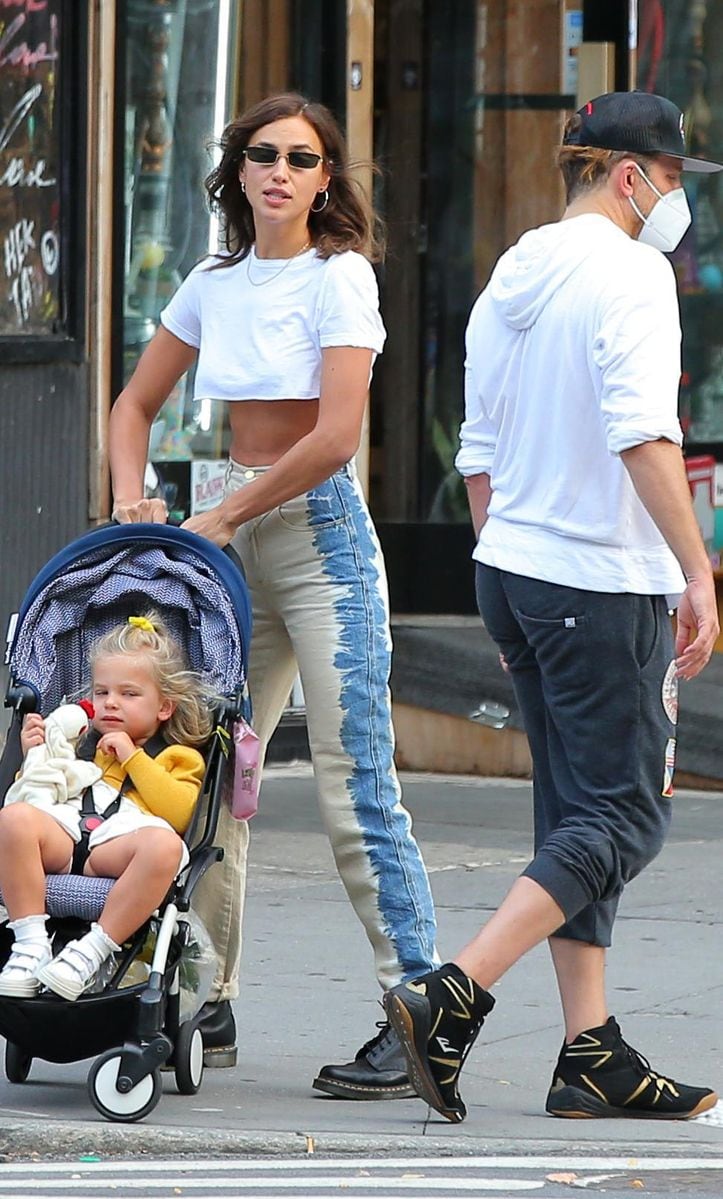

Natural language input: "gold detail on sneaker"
[429,1053,462,1086]
[419,974,483,1088]
[406,981,428,995]
[580,1073,608,1103]
[565,1032,613,1069]
[624,1073,681,1106]
[441,974,477,1020]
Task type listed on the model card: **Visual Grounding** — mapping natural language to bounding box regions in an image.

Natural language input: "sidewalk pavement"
[0,766,721,1160]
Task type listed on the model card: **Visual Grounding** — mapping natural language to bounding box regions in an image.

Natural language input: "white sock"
[84,922,121,966]
[9,914,50,948]
[1,915,52,980]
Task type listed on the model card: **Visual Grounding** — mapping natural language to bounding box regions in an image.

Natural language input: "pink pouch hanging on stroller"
[230,718,261,820]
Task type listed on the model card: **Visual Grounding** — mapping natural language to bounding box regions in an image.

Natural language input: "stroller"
[0,523,251,1122]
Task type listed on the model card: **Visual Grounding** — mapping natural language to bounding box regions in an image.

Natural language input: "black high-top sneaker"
[546,1016,718,1119]
[383,962,495,1123]
[313,1022,416,1099]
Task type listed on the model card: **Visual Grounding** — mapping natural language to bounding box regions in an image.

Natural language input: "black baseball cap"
[563,91,723,173]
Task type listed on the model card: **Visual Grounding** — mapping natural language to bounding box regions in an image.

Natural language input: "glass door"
[116,0,238,520]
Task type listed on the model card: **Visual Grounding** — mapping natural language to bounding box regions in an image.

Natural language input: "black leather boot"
[197,999,238,1068]
[313,1022,416,1099]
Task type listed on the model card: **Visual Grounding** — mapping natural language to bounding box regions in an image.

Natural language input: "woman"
[109,92,438,1097]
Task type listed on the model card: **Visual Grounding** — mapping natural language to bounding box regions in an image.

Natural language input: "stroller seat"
[44,874,114,921]
[0,875,114,922]
[0,523,251,1122]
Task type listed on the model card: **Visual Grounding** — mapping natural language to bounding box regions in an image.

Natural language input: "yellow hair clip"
[128,616,156,633]
[215,725,231,757]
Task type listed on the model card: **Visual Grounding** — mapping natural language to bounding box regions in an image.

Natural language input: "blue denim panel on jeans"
[193,460,438,999]
[475,563,676,947]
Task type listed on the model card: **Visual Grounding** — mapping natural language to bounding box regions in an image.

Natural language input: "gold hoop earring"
[311,188,329,213]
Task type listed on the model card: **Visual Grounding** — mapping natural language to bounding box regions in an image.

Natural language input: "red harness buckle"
[80,815,104,834]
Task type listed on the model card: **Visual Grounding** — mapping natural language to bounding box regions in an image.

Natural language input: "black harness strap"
[70,732,168,875]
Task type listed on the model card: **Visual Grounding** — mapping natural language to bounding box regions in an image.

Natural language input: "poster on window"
[0,0,61,334]
[190,459,227,515]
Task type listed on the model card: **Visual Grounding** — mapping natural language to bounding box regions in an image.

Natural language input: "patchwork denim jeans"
[193,460,438,1000]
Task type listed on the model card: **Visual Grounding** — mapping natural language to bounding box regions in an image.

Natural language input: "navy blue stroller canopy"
[7,524,251,713]
[0,525,250,1122]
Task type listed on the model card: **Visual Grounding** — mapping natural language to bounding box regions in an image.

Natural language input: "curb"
[1,1117,723,1162]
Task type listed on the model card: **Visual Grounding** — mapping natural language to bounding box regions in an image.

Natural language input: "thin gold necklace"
[246,240,311,287]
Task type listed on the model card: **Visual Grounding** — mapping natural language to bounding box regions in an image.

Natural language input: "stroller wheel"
[174,1020,204,1095]
[5,1041,32,1084]
[88,1049,162,1122]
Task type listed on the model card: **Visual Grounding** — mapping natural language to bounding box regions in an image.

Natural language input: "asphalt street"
[0,766,721,1172]
[3,1154,723,1197]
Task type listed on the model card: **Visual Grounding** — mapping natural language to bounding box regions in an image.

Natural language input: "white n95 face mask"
[629,163,692,252]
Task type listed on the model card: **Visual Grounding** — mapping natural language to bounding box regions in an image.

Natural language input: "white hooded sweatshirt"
[456,213,686,597]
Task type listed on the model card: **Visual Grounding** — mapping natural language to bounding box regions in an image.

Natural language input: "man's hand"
[112,498,168,524]
[464,473,492,538]
[675,576,720,680]
[20,713,45,755]
[97,731,137,763]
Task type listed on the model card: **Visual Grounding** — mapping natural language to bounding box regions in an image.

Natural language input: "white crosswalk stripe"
[0,1183,545,1196]
[4,1154,723,1172]
[0,1155,721,1198]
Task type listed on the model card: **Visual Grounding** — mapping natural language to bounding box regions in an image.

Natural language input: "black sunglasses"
[243,146,323,170]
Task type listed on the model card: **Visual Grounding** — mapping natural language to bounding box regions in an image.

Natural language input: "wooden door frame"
[346,1,375,497]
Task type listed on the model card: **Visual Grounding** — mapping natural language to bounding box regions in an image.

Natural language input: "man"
[383,92,721,1124]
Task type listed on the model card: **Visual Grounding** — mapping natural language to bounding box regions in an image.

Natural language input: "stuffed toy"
[4,701,102,812]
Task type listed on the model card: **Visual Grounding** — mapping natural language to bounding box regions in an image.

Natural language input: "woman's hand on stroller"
[112,498,168,524]
[20,713,46,754]
[183,506,236,548]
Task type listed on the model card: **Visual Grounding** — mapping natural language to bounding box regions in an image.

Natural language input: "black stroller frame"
[0,524,251,1121]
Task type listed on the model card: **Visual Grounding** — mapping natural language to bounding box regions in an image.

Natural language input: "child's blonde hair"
[88,612,217,748]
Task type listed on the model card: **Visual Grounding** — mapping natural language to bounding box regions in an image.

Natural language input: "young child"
[0,612,215,1001]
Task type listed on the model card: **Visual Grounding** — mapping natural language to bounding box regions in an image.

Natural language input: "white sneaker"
[36,938,102,1002]
[0,939,53,998]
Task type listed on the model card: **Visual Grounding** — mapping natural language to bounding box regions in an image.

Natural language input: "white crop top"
[160,247,386,401]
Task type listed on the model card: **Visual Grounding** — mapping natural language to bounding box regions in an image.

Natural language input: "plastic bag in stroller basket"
[178,911,216,1023]
[121,911,216,1024]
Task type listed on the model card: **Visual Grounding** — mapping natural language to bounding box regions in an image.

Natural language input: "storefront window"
[119,0,237,519]
[639,0,723,447]
[373,1,571,525]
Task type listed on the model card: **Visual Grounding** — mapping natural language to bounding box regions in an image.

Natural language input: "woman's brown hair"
[204,92,385,267]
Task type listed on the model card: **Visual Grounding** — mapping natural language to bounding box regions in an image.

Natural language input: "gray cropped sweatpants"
[476,563,677,947]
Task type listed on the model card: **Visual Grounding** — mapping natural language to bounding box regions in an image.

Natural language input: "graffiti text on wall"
[0,0,61,334]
